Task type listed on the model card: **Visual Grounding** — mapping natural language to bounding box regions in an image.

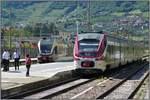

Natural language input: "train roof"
[78,31,104,34]
[38,38,54,44]
[77,32,145,46]
[107,34,147,46]
[78,33,103,41]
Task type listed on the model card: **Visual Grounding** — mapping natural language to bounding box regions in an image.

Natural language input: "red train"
[73,31,148,73]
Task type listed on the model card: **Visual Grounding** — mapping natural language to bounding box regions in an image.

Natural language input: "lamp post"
[92,24,95,32]
[9,5,12,50]
[76,21,79,34]
[40,24,42,38]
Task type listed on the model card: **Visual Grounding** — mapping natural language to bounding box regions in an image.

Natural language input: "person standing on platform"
[2,49,7,71]
[2,49,10,71]
[25,54,31,77]
[13,49,20,70]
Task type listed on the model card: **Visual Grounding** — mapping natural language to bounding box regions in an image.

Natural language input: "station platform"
[1,61,75,98]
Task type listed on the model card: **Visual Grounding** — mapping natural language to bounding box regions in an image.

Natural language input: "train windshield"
[79,39,99,57]
[79,52,97,57]
[40,39,53,53]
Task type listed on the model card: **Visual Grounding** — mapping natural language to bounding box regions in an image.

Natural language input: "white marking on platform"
[2,80,9,82]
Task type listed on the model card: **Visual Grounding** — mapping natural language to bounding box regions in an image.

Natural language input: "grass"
[129,9,142,15]
[1,1,149,39]
[131,36,145,41]
[142,11,149,18]
[92,16,113,23]
[111,12,124,17]
[133,78,149,99]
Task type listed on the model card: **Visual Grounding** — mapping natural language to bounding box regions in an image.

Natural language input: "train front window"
[40,44,52,53]
[40,40,53,53]
[79,44,98,52]
[79,39,99,52]
[79,39,99,57]
[79,52,97,57]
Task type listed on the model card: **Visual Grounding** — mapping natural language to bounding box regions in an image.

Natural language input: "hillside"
[1,1,149,38]
[2,1,149,22]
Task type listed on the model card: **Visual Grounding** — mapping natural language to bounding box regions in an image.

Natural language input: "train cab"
[74,31,107,72]
[37,38,54,63]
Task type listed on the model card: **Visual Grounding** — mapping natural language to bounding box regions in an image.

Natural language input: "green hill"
[1,1,149,38]
[2,1,149,24]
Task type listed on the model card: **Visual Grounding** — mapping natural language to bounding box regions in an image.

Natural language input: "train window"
[79,44,99,52]
[79,39,99,52]
[54,47,57,54]
[40,44,52,53]
[79,39,99,44]
[39,39,53,53]
[79,52,97,57]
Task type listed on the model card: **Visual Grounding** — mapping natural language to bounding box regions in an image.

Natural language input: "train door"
[113,38,118,67]
[54,46,58,54]
[126,40,130,62]
[114,38,124,67]
[107,36,117,68]
[121,39,126,65]
[118,39,121,65]
[132,42,135,61]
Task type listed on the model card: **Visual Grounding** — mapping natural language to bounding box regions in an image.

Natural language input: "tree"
[47,22,59,35]
[122,2,134,12]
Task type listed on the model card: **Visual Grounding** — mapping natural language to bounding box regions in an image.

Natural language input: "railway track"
[6,77,80,99]
[50,61,149,99]
[100,63,149,99]
[9,61,149,99]
[23,78,95,99]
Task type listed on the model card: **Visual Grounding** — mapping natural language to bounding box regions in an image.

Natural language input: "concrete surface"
[1,61,76,98]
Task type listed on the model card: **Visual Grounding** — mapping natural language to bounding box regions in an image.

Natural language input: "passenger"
[13,49,20,70]
[6,49,11,71]
[25,54,31,77]
[1,49,5,70]
[2,49,10,71]
[2,49,6,71]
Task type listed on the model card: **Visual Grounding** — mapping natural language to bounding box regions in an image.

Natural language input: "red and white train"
[37,37,67,63]
[73,31,148,73]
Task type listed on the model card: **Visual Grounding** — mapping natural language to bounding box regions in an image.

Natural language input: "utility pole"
[76,1,79,34]
[87,0,91,31]
[39,23,42,38]
[31,21,34,38]
[9,5,12,50]
[76,21,79,34]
